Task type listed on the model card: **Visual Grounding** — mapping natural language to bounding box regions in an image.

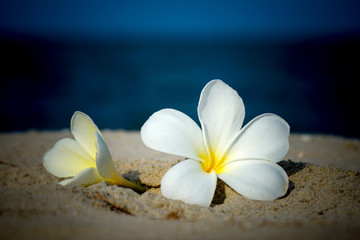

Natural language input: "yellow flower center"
[200,149,227,174]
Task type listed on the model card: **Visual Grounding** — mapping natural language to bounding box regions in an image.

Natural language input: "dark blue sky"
[1,0,360,42]
[0,0,359,137]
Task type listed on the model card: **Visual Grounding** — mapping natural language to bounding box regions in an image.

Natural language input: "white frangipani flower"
[43,111,145,192]
[141,80,290,207]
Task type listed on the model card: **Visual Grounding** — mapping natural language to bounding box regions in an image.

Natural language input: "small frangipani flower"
[141,80,290,207]
[43,111,145,192]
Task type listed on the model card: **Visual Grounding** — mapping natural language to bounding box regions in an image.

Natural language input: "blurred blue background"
[1,0,359,137]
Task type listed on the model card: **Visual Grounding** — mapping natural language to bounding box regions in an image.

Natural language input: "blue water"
[0,35,359,137]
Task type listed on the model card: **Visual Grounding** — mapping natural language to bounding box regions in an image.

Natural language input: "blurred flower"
[43,111,145,192]
[141,80,289,206]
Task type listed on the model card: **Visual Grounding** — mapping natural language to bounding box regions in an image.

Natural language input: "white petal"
[43,138,95,178]
[58,179,73,186]
[218,160,288,200]
[198,80,245,159]
[71,111,102,159]
[161,160,217,207]
[95,132,121,182]
[141,109,207,162]
[62,167,103,187]
[225,113,290,163]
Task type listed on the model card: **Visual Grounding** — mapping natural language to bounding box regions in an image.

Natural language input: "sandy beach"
[0,130,359,239]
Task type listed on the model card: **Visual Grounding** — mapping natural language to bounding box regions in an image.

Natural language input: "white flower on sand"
[43,111,145,191]
[141,80,290,207]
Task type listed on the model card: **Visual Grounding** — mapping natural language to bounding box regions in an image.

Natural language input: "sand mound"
[1,130,360,239]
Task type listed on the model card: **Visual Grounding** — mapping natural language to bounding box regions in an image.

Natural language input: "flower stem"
[107,175,147,193]
[120,178,147,193]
